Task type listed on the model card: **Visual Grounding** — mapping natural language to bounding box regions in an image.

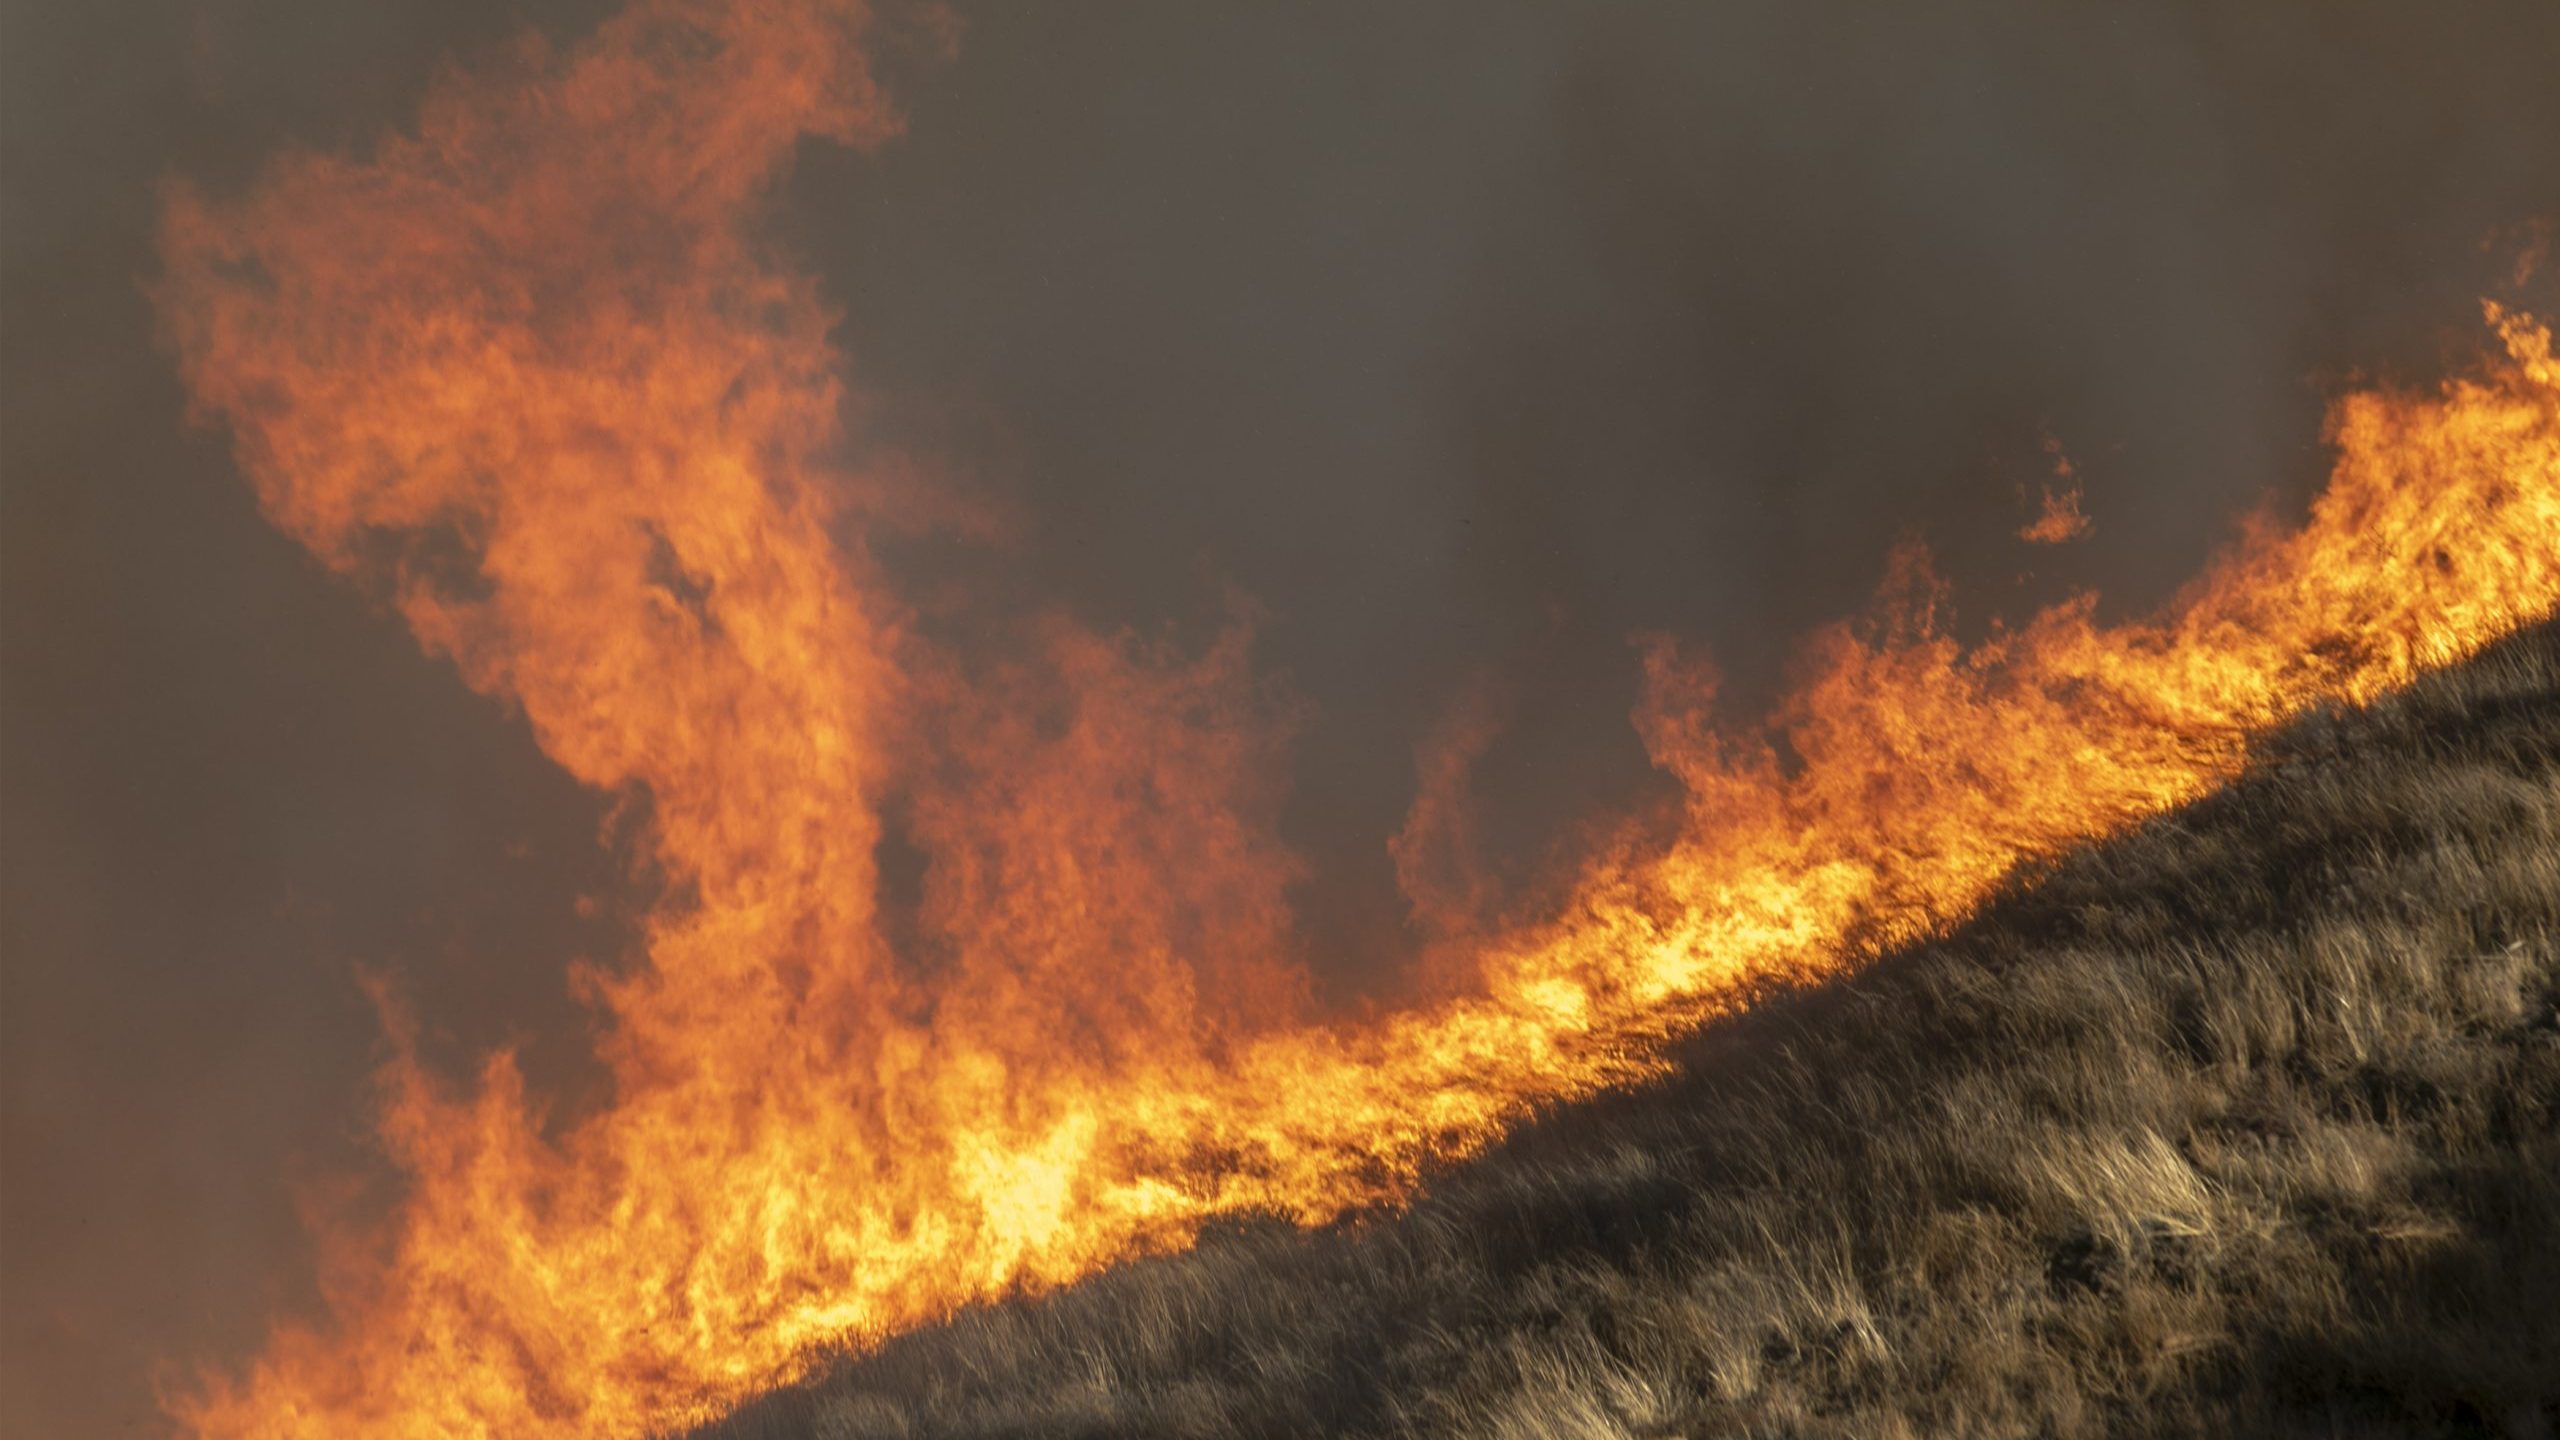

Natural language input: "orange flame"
[156,3,2560,1436]
[2020,429,2094,543]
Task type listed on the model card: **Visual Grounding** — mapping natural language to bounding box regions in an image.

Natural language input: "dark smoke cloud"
[4,1,2555,1433]
[777,0,2560,980]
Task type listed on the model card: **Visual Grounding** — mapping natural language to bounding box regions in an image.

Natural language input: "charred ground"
[692,619,2560,1440]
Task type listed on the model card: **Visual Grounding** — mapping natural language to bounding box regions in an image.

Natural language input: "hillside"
[692,618,2560,1440]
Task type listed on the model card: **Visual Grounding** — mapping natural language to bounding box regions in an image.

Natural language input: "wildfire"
[155,2,2560,1436]
[2020,430,2094,544]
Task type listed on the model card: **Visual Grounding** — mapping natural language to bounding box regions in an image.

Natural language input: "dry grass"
[691,620,2560,1440]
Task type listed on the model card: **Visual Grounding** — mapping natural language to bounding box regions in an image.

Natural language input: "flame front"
[156,3,2560,1436]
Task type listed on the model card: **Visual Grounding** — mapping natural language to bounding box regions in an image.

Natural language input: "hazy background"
[6,1,2557,1433]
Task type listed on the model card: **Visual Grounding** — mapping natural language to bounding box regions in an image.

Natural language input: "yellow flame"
[155,3,2560,1435]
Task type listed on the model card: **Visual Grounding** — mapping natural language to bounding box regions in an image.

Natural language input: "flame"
[2020,429,2094,543]
[155,3,2560,1436]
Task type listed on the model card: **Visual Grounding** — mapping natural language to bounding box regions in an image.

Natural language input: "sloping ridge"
[695,619,2560,1440]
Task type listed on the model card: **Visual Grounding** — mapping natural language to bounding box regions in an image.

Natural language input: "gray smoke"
[5,2,2556,1433]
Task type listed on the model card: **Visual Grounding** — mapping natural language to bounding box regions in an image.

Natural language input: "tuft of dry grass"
[691,620,2560,1440]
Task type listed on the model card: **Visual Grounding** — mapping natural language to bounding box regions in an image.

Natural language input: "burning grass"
[153,1,2559,1426]
[695,617,2560,1440]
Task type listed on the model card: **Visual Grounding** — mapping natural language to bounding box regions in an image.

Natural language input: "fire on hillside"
[154,2,2560,1434]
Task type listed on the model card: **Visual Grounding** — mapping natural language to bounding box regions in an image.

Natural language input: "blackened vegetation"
[692,620,2560,1440]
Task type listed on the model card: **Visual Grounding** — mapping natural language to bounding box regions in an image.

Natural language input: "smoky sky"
[5,1,2557,1434]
